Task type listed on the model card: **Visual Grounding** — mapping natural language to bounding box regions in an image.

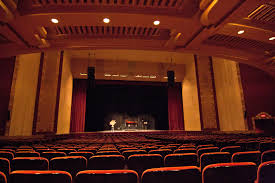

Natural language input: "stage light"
[120,75,128,77]
[150,75,157,78]
[104,73,111,77]
[51,18,59,24]
[112,74,119,77]
[80,73,87,76]
[142,76,149,78]
[103,18,110,24]
[238,30,244,35]
[135,75,142,78]
[153,20,160,25]
[269,37,275,41]
[163,76,168,79]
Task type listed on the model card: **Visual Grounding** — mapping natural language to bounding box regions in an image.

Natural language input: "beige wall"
[182,57,201,131]
[212,57,246,131]
[57,51,73,134]
[9,53,41,136]
[35,51,61,133]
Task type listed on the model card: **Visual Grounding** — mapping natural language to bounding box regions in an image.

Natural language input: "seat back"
[50,156,87,177]
[128,154,163,175]
[148,149,172,158]
[0,151,14,162]
[202,162,257,183]
[76,170,138,183]
[15,152,40,158]
[220,146,241,156]
[232,151,261,165]
[122,150,147,159]
[257,160,275,183]
[174,148,196,154]
[0,171,7,183]
[0,158,10,177]
[96,151,121,156]
[200,152,231,171]
[10,170,72,183]
[88,155,125,170]
[69,152,94,160]
[197,147,219,159]
[57,149,76,155]
[41,152,66,161]
[261,150,275,163]
[259,142,274,153]
[164,153,197,167]
[11,157,49,171]
[142,166,201,183]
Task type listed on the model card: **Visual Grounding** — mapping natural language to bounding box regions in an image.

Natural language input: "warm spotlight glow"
[103,18,110,24]
[269,37,275,41]
[120,75,128,77]
[51,18,59,24]
[104,73,111,77]
[135,75,142,78]
[80,73,87,76]
[238,30,244,35]
[112,74,119,77]
[153,20,160,25]
[150,75,157,79]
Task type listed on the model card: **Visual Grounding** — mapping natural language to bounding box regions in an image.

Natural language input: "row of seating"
[0,161,274,183]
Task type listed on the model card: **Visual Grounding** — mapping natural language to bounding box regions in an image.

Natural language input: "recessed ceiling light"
[153,20,160,25]
[269,37,275,41]
[51,18,59,24]
[103,18,110,24]
[112,74,119,77]
[104,73,111,77]
[150,76,157,79]
[120,75,128,77]
[238,30,244,35]
[135,75,142,78]
[80,73,87,76]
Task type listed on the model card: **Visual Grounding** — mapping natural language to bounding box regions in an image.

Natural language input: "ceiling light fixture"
[153,20,160,25]
[269,37,275,41]
[112,74,119,77]
[51,18,59,24]
[120,75,128,77]
[104,73,111,77]
[103,18,110,24]
[238,30,244,35]
[80,73,87,76]
[135,75,142,78]
[150,76,157,79]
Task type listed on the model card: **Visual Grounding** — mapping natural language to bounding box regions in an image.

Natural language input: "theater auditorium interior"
[0,0,275,183]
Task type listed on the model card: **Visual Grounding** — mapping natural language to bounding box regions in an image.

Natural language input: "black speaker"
[87,67,95,88]
[167,70,175,87]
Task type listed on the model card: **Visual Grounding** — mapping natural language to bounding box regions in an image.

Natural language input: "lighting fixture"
[142,76,149,78]
[135,75,142,78]
[153,20,160,25]
[103,18,110,24]
[120,75,128,77]
[104,73,111,77]
[80,73,87,76]
[238,30,244,35]
[112,74,119,77]
[269,37,275,41]
[51,18,59,24]
[150,76,157,79]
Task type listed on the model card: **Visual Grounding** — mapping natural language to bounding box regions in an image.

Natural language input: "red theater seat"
[128,154,163,175]
[76,170,138,183]
[200,152,231,171]
[141,166,201,183]
[232,151,261,165]
[0,151,14,162]
[11,157,49,171]
[202,162,257,183]
[10,170,72,183]
[69,152,94,160]
[96,151,121,155]
[261,150,275,163]
[0,158,10,177]
[220,146,241,155]
[15,152,40,158]
[257,160,275,183]
[41,152,66,161]
[174,148,196,154]
[197,145,214,150]
[148,149,172,158]
[50,156,87,177]
[57,149,76,155]
[88,155,125,170]
[122,150,147,159]
[0,171,7,183]
[197,147,219,159]
[164,153,198,167]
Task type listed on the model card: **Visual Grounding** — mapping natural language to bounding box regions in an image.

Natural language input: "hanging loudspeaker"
[167,70,175,87]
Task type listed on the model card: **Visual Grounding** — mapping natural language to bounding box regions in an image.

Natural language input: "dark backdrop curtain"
[168,85,184,130]
[70,79,86,132]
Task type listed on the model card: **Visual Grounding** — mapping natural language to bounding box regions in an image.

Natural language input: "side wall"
[57,51,73,134]
[9,53,41,136]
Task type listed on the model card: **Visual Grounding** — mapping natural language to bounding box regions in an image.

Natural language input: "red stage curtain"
[70,79,87,132]
[168,86,184,130]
